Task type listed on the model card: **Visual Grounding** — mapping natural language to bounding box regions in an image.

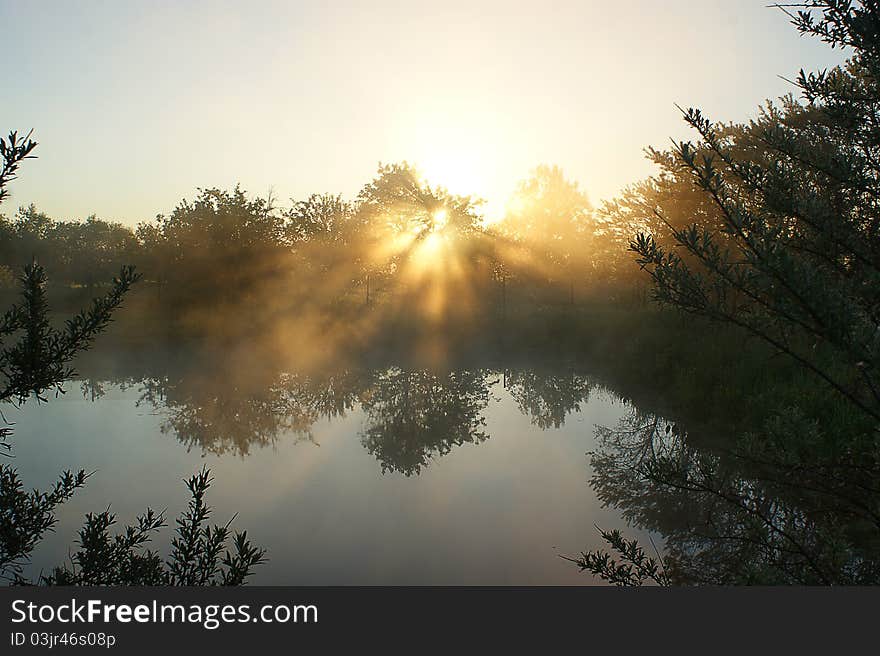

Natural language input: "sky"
[1,0,849,226]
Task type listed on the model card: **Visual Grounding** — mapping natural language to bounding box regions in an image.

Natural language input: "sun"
[416,156,507,228]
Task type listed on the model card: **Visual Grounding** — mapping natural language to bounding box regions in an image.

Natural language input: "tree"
[578,0,880,586]
[0,131,266,585]
[503,165,594,303]
[286,193,355,246]
[147,185,288,304]
[356,162,485,298]
[356,162,482,237]
[630,0,880,423]
[0,131,37,207]
[8,204,53,273]
[0,131,138,407]
[596,136,737,294]
[505,165,592,252]
[40,468,265,586]
[282,193,369,303]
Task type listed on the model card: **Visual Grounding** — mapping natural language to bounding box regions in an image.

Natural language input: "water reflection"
[66,345,880,584]
[503,367,594,429]
[11,347,624,584]
[133,369,371,456]
[77,343,605,475]
[590,408,880,584]
[360,368,494,476]
[138,373,317,456]
[77,354,567,473]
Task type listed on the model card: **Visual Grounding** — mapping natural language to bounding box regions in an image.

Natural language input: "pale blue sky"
[1,0,848,224]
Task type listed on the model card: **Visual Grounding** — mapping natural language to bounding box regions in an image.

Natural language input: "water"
[5,363,658,585]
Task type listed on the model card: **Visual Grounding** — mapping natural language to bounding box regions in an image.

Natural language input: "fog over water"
[8,355,657,585]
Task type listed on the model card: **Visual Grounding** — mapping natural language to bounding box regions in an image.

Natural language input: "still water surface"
[7,363,658,585]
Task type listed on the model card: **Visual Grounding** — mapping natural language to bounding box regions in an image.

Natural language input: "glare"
[419,153,482,199]
[432,209,448,231]
[408,230,448,274]
[421,232,445,255]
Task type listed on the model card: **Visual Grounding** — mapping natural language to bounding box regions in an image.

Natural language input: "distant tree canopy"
[0,160,623,313]
[285,193,354,246]
[505,165,593,264]
[496,165,599,303]
[0,205,139,289]
[143,186,290,303]
[356,162,483,237]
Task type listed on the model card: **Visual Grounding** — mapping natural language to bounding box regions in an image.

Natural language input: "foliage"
[40,468,266,586]
[576,0,880,586]
[564,525,669,587]
[0,131,37,207]
[356,162,483,236]
[7,206,140,287]
[286,193,355,245]
[0,131,266,587]
[0,158,613,316]
[0,468,88,581]
[0,132,140,409]
[147,186,289,301]
[504,164,594,269]
[629,0,880,422]
[0,262,139,406]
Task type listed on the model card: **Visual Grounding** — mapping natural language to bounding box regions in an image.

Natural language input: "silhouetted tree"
[147,185,288,303]
[41,468,266,586]
[630,0,880,422]
[0,131,265,585]
[352,162,487,304]
[356,162,483,236]
[286,193,355,245]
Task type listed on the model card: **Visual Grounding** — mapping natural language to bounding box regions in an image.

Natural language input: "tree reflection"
[136,366,371,457]
[78,352,606,475]
[359,368,493,476]
[503,367,593,429]
[589,409,880,584]
[86,357,498,475]
[138,374,313,457]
